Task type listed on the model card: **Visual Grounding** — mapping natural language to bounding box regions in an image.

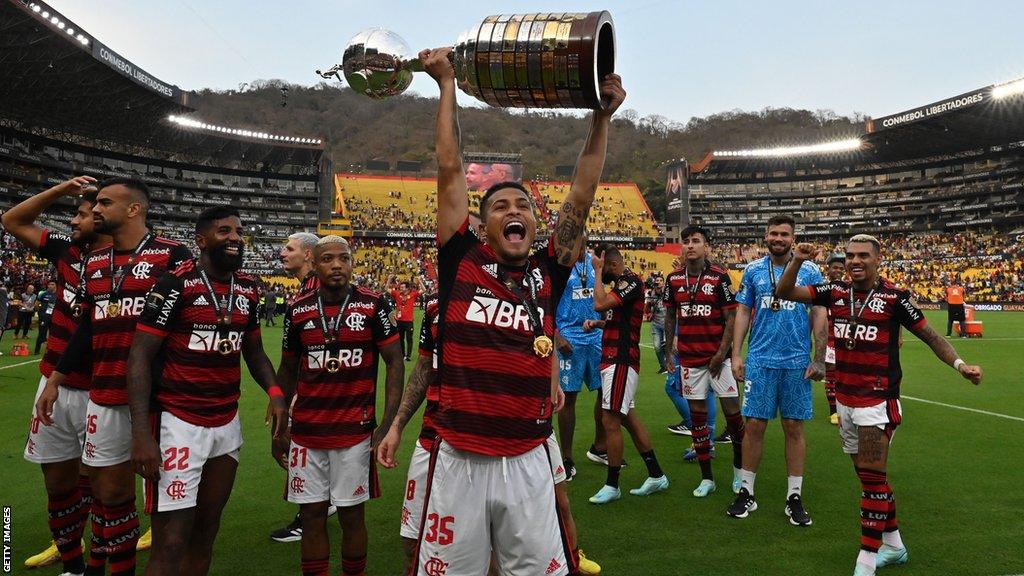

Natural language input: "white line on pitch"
[0,358,41,370]
[900,395,1024,422]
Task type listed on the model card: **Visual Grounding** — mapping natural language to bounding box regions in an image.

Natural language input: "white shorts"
[287,437,378,507]
[25,376,90,464]
[414,440,569,576]
[144,412,242,513]
[400,442,433,540]
[82,401,132,467]
[837,399,902,454]
[679,360,739,400]
[546,433,567,484]
[600,365,639,415]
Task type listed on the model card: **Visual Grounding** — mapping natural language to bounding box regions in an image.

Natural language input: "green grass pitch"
[1,310,1022,575]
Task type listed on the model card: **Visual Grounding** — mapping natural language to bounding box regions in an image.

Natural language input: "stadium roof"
[690,78,1024,181]
[0,0,324,171]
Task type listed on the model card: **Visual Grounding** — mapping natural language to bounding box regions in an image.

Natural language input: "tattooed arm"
[909,323,983,384]
[552,75,626,265]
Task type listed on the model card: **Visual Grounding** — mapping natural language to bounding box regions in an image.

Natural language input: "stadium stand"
[0,0,332,281]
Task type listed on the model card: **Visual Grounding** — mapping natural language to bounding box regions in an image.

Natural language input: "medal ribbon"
[766,254,792,309]
[498,265,545,340]
[683,262,708,313]
[315,288,353,346]
[848,281,880,330]
[108,233,152,307]
[197,266,236,346]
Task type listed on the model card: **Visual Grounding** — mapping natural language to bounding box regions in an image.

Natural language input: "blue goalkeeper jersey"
[556,259,603,346]
[736,255,823,369]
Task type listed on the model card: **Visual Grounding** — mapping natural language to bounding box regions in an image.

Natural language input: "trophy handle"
[403,48,455,74]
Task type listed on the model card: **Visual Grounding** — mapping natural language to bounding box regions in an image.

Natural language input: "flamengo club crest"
[166,480,186,500]
[424,556,449,576]
[867,298,886,314]
[290,476,305,493]
[345,313,366,331]
[132,261,154,279]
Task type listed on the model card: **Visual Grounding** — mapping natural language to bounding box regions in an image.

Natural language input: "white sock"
[882,529,905,549]
[787,475,803,497]
[740,469,756,495]
[856,550,877,570]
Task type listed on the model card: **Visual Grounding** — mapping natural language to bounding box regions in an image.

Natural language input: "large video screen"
[465,161,524,191]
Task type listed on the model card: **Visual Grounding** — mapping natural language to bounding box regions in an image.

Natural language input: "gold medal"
[106,302,121,317]
[533,335,553,357]
[216,338,234,355]
[71,304,83,318]
[845,338,856,351]
[770,300,781,312]
[326,357,342,373]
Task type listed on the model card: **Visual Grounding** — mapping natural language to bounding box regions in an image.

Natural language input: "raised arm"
[776,243,818,303]
[553,75,626,265]
[1,176,96,251]
[421,47,468,246]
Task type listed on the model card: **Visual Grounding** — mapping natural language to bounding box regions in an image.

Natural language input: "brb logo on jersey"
[307,348,364,371]
[465,295,544,332]
[833,322,878,342]
[188,330,242,353]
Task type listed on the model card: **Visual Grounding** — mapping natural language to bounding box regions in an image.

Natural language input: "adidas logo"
[555,465,564,475]
[303,320,316,329]
[194,295,209,306]
[90,270,103,279]
[545,558,562,574]
[482,263,498,278]
[352,485,366,497]
[835,299,846,306]
[727,386,736,392]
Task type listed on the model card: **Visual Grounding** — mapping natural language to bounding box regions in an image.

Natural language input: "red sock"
[341,553,367,576]
[301,557,329,576]
[855,467,890,553]
[690,409,713,479]
[47,489,87,574]
[885,490,899,534]
[724,411,745,469]
[85,502,106,576]
[103,500,139,576]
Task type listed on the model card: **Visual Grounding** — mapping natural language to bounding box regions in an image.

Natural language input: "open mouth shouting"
[503,220,527,244]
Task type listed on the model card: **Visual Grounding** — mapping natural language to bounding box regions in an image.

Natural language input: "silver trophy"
[316,11,615,110]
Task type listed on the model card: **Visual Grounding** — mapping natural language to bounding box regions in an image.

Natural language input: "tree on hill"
[194,82,864,220]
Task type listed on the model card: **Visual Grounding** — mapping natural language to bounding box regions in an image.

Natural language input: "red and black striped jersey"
[600,270,645,371]
[663,264,737,368]
[81,236,192,406]
[808,278,926,407]
[416,293,440,451]
[434,219,571,457]
[37,230,95,389]
[282,287,399,449]
[136,260,262,427]
[299,271,320,296]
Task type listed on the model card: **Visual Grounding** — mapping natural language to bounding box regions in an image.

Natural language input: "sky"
[51,0,1024,124]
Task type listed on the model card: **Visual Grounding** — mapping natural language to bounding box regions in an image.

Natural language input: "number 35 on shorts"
[423,513,455,545]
